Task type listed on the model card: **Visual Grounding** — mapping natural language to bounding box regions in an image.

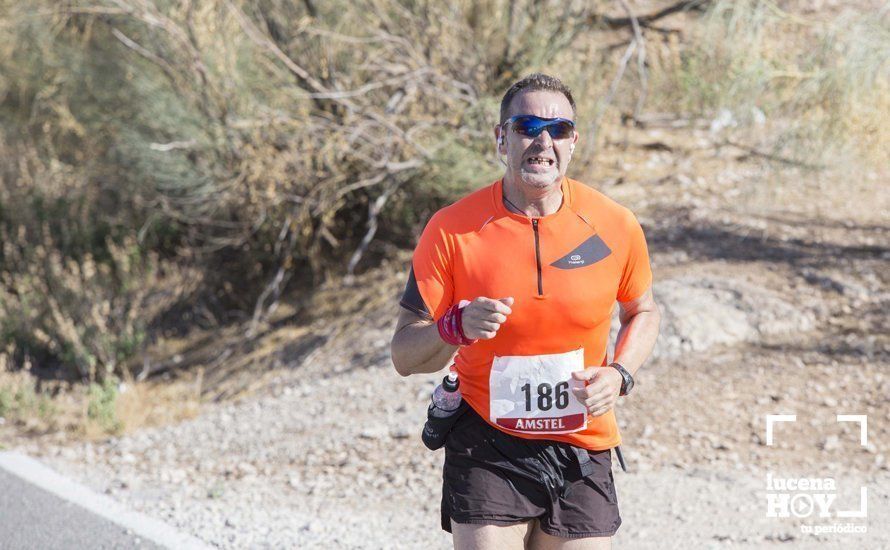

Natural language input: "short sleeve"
[399,212,454,320]
[617,212,653,302]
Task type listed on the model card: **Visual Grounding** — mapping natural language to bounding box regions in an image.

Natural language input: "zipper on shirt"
[532,219,543,296]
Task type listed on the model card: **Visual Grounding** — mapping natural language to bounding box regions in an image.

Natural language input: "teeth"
[528,157,553,165]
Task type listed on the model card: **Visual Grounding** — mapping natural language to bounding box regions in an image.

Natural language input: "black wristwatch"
[609,362,634,396]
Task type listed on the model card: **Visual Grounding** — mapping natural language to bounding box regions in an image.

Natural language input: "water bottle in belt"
[422,370,467,450]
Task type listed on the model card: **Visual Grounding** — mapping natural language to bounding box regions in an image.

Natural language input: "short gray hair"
[499,73,576,123]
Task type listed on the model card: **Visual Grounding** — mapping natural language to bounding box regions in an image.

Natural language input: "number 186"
[521,381,569,411]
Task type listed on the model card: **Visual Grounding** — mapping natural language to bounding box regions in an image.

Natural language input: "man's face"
[497,90,579,190]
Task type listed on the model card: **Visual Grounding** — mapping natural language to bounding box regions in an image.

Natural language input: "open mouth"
[525,156,555,167]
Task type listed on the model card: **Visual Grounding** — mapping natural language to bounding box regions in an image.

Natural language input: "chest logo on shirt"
[550,235,611,270]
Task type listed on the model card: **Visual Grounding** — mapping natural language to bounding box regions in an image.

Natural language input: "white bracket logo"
[836,414,868,446]
[764,413,869,520]
[765,414,796,446]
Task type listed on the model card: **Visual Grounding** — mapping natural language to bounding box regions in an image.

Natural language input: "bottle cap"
[442,371,459,392]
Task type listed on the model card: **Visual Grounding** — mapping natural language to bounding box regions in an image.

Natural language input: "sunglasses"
[504,115,575,140]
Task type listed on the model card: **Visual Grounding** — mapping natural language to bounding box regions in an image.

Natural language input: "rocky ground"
[5,119,889,548]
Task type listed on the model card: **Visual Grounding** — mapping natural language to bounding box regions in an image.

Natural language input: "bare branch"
[294,68,430,100]
[225,0,432,158]
[592,39,637,134]
[110,26,180,83]
[247,264,290,338]
[148,139,197,152]
[347,183,397,276]
[590,0,711,30]
[617,0,649,119]
[723,139,826,170]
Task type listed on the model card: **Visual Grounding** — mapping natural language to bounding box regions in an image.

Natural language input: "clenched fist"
[570,366,623,417]
[460,297,514,340]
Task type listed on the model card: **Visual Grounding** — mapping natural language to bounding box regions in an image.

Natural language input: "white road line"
[0,451,212,550]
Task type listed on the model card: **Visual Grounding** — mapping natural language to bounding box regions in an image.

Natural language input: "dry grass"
[656,0,889,167]
[103,372,203,437]
[0,361,202,442]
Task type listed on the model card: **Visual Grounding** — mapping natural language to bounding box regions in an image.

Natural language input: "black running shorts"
[441,406,621,539]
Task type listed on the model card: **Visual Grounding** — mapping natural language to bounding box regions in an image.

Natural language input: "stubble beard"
[518,164,561,189]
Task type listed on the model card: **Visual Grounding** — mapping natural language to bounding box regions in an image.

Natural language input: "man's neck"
[502,175,564,217]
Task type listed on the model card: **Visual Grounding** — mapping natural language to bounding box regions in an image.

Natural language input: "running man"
[391,73,661,550]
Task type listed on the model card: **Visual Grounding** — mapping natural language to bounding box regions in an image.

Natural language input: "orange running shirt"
[400,177,653,450]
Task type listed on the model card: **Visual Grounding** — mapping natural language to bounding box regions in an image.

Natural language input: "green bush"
[0,388,12,418]
[87,377,122,434]
[0,379,56,425]
[87,377,124,434]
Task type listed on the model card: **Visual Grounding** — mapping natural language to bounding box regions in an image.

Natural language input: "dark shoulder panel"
[398,267,432,319]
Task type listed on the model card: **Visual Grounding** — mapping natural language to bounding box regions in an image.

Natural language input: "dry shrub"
[0,141,200,381]
[3,0,617,348]
[0,0,885,383]
[0,218,200,383]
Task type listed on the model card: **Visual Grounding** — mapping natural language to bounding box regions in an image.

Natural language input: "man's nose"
[533,129,554,148]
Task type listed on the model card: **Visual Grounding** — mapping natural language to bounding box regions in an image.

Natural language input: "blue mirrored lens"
[509,116,574,139]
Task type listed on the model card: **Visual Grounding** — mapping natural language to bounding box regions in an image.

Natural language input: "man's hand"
[461,297,514,340]
[571,367,623,417]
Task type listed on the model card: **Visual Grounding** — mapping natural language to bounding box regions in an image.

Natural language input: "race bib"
[489,348,588,434]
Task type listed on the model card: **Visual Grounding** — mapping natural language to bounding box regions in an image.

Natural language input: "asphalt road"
[0,452,209,550]
[0,467,161,550]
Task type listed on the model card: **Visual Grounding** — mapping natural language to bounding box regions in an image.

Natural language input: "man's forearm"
[391,321,458,377]
[613,308,661,376]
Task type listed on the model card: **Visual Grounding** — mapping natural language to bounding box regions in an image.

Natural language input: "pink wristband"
[437,303,476,346]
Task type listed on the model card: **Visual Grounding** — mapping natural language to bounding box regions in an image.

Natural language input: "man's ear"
[495,126,506,154]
